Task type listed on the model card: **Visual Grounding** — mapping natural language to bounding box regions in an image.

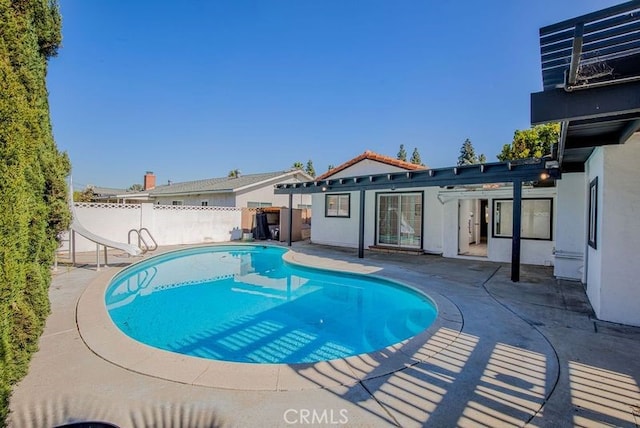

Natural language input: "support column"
[511,179,522,282]
[288,192,293,247]
[358,190,365,258]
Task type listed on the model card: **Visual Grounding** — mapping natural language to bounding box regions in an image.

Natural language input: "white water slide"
[66,180,142,270]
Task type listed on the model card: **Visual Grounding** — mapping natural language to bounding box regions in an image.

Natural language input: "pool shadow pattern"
[284,274,559,427]
[167,285,431,365]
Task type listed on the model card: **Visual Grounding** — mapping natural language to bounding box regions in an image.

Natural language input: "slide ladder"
[128,228,158,254]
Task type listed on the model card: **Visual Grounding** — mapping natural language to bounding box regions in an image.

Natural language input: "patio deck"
[8,242,640,427]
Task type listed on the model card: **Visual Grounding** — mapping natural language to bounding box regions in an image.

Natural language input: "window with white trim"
[201,200,209,206]
[172,200,183,206]
[493,198,552,240]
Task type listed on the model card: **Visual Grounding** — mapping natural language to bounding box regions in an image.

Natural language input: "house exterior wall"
[423,187,444,254]
[311,159,557,267]
[154,193,236,207]
[586,147,605,318]
[554,172,586,280]
[327,160,417,179]
[311,191,361,247]
[439,187,556,265]
[586,141,640,326]
[236,176,311,208]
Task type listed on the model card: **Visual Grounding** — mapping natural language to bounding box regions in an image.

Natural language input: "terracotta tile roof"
[316,150,427,181]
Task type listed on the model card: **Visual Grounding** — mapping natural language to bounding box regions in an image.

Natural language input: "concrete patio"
[8,242,640,427]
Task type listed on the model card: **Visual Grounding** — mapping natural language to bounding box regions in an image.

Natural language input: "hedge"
[0,0,70,425]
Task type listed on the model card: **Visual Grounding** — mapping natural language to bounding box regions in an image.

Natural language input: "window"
[325,194,350,217]
[247,202,272,208]
[171,200,183,206]
[201,200,209,206]
[493,198,552,240]
[588,177,598,249]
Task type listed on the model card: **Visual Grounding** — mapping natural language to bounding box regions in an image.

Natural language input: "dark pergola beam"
[618,118,640,144]
[531,79,640,124]
[565,133,623,149]
[567,22,584,87]
[275,161,559,195]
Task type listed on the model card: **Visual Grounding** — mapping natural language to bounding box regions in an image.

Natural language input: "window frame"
[588,177,598,249]
[171,200,183,206]
[492,197,553,241]
[201,200,209,207]
[325,193,350,218]
[247,201,273,208]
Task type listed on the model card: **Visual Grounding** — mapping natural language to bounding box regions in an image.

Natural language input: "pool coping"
[76,244,463,391]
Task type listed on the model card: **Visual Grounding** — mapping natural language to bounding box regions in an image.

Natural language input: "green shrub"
[0,1,69,425]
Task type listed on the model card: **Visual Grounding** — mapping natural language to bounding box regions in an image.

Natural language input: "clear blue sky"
[48,0,621,189]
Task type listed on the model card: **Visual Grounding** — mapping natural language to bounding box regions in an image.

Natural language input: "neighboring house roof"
[148,170,313,197]
[316,150,427,181]
[89,186,127,197]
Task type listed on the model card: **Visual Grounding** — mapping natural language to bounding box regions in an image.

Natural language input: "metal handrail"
[139,227,158,252]
[128,228,158,254]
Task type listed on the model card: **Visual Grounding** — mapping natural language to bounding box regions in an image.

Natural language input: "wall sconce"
[540,172,550,180]
[321,186,327,192]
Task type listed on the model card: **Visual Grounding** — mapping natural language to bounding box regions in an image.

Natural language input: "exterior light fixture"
[321,186,327,192]
[540,172,550,180]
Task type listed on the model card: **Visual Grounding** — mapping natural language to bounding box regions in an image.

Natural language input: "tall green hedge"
[0,0,69,424]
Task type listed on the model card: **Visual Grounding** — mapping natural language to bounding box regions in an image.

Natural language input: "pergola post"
[287,192,293,247]
[358,189,365,258]
[511,179,522,282]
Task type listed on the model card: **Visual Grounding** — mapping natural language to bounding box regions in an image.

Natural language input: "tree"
[410,148,423,166]
[228,169,241,178]
[457,139,477,165]
[305,160,316,177]
[74,188,95,202]
[397,144,407,161]
[497,123,560,161]
[127,183,143,192]
[292,161,304,170]
[0,1,68,422]
[457,139,487,165]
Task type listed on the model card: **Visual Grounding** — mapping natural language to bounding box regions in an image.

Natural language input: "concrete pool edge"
[76,246,463,391]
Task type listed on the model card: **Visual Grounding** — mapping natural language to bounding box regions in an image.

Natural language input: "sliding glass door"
[377,192,422,248]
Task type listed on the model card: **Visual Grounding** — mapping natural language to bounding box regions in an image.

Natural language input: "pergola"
[275,159,560,282]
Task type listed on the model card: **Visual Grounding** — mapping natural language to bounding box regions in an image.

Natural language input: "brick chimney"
[143,171,156,190]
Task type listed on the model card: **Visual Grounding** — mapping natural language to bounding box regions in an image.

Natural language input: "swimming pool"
[105,245,437,364]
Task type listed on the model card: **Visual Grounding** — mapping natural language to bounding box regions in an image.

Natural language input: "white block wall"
[65,202,243,252]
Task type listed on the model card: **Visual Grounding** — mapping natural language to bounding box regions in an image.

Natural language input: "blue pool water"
[105,245,437,364]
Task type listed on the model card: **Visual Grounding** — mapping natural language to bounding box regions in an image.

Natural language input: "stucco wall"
[554,172,586,280]
[588,141,640,326]
[66,202,242,252]
[236,177,311,208]
[328,160,416,179]
[439,187,556,265]
[310,191,361,247]
[586,147,604,317]
[154,193,236,207]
